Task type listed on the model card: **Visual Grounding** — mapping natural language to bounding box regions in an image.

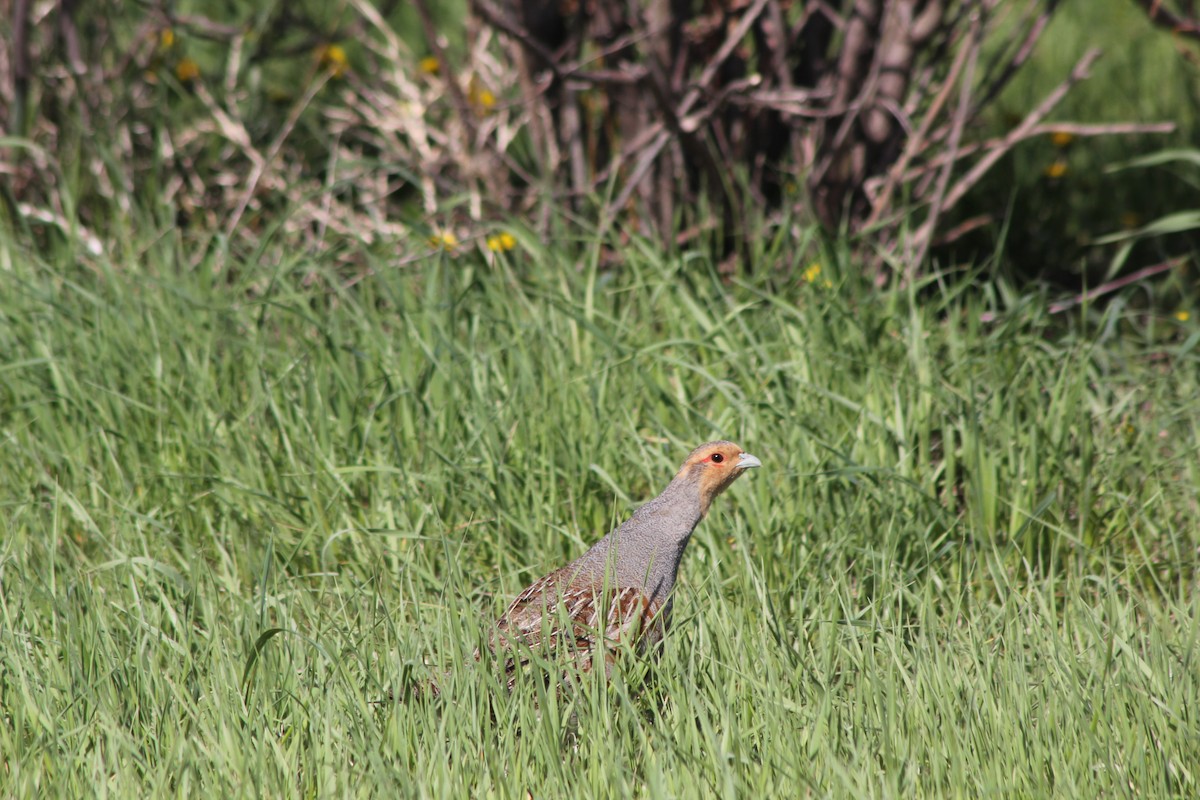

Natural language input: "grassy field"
[2,221,1198,797]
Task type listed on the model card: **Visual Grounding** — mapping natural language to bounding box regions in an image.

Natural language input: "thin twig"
[679,0,772,118]
[934,214,992,245]
[763,0,795,90]
[972,0,1059,115]
[1048,258,1184,314]
[908,10,981,276]
[191,81,259,159]
[10,0,31,136]
[606,0,771,231]
[471,0,565,80]
[808,0,887,194]
[224,70,332,244]
[592,122,667,188]
[58,0,86,74]
[898,122,1176,184]
[725,86,833,118]
[865,21,973,230]
[607,131,671,219]
[413,0,478,144]
[932,47,1102,218]
[1130,0,1200,39]
[17,202,103,256]
[166,12,244,39]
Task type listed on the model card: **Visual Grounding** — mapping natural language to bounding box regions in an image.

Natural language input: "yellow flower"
[803,263,822,283]
[1043,160,1068,179]
[487,232,516,252]
[1175,310,1190,322]
[317,44,348,78]
[159,28,176,49]
[419,56,440,76]
[1050,131,1075,148]
[1122,422,1137,446]
[468,78,496,112]
[429,230,458,252]
[174,58,200,84]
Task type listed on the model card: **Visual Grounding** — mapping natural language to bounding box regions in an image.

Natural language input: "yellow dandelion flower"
[1050,131,1075,148]
[487,232,516,252]
[317,44,349,78]
[1175,310,1190,322]
[1043,160,1068,179]
[1122,422,1137,445]
[468,78,496,113]
[159,28,176,49]
[803,263,822,283]
[419,56,440,76]
[174,58,200,84]
[429,230,458,252]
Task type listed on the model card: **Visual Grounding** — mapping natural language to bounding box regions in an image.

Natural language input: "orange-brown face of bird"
[675,440,762,515]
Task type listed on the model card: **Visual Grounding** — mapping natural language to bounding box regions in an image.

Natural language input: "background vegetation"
[5,0,1200,282]
[2,0,1199,797]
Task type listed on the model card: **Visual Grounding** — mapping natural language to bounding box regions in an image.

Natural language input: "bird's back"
[493,565,666,681]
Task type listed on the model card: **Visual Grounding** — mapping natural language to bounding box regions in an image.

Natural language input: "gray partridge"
[491,440,761,683]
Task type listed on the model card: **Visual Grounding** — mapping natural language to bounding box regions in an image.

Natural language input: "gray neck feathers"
[570,472,704,603]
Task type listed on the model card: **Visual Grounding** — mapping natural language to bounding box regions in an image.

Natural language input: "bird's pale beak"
[738,452,762,470]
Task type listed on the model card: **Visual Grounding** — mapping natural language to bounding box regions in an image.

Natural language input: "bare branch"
[972,0,1060,115]
[897,122,1175,184]
[1048,258,1184,314]
[1130,0,1200,39]
[413,0,478,145]
[223,70,333,245]
[866,13,975,229]
[931,47,1103,219]
[908,9,981,275]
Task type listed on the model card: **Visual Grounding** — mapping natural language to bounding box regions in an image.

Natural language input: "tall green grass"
[1,223,1198,797]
